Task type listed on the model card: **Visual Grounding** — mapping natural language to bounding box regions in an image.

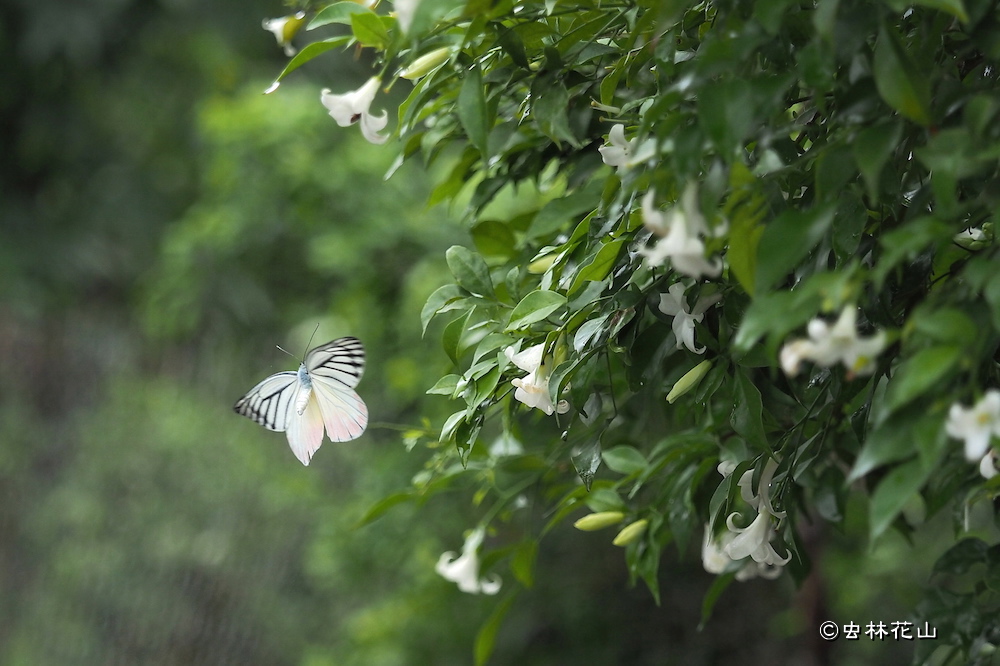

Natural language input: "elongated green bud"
[666,360,712,404]
[573,511,625,531]
[612,519,648,546]
[400,47,452,80]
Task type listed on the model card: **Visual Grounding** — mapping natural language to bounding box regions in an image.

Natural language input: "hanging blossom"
[394,0,419,33]
[779,306,887,378]
[722,458,791,572]
[657,282,721,354]
[320,77,389,145]
[262,13,306,57]
[702,527,782,581]
[945,390,1000,462]
[435,526,501,595]
[638,187,723,279]
[597,125,654,171]
[504,343,570,416]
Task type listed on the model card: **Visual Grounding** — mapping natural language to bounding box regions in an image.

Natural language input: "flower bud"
[666,360,712,404]
[573,511,625,531]
[612,519,648,546]
[400,47,452,80]
[527,253,558,274]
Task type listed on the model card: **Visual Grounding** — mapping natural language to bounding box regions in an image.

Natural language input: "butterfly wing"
[233,372,299,431]
[234,371,323,465]
[285,393,325,465]
[305,337,368,442]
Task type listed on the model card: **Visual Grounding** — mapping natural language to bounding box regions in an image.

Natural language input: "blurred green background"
[1,1,948,664]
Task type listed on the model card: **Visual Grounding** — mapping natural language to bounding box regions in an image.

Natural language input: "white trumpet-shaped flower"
[262,13,306,57]
[981,451,998,479]
[504,344,570,416]
[638,188,723,279]
[394,0,420,33]
[946,390,1000,462]
[435,527,501,595]
[320,77,389,144]
[597,124,656,173]
[724,507,791,567]
[702,527,783,581]
[657,282,721,354]
[780,307,887,377]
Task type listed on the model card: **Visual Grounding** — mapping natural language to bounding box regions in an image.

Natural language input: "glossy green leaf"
[471,220,516,258]
[308,2,377,29]
[853,122,902,201]
[883,346,962,414]
[870,458,932,541]
[873,25,931,126]
[458,65,490,157]
[602,446,648,475]
[421,284,469,334]
[350,11,390,49]
[755,204,835,294]
[446,245,495,298]
[730,369,770,453]
[568,240,624,295]
[267,37,353,87]
[506,290,567,331]
[474,593,517,666]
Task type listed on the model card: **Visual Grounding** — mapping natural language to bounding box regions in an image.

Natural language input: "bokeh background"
[1,1,950,664]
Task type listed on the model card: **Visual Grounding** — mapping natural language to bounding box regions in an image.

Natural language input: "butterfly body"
[234,337,367,465]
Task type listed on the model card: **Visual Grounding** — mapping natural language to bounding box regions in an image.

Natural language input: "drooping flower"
[393,0,420,33]
[435,527,501,595]
[657,282,721,354]
[980,451,998,479]
[262,13,306,57]
[320,77,389,144]
[779,306,887,378]
[599,125,636,171]
[702,525,784,581]
[946,390,1000,462]
[638,188,723,279]
[504,344,570,416]
[724,507,791,567]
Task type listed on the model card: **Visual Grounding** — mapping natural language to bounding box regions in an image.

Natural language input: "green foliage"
[274,0,1000,660]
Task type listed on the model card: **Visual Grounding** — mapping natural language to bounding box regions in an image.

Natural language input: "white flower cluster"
[638,187,723,279]
[702,458,791,581]
[780,307,886,378]
[503,343,570,416]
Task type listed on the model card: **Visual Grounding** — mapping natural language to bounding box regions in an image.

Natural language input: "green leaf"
[873,25,931,126]
[268,37,353,87]
[506,290,567,331]
[853,122,902,201]
[443,310,473,366]
[427,374,461,396]
[532,79,579,146]
[510,540,537,588]
[849,407,937,481]
[572,438,603,490]
[730,369,770,453]
[912,0,969,21]
[474,593,517,666]
[568,240,624,295]
[355,491,412,527]
[699,79,754,155]
[308,2,377,29]
[933,538,989,576]
[458,65,490,157]
[870,458,933,541]
[726,203,765,295]
[350,11,390,49]
[421,284,469,334]
[446,245,495,298]
[699,572,735,629]
[815,144,856,202]
[755,204,835,293]
[529,190,599,239]
[602,446,648,475]
[471,220,516,258]
[883,346,963,414]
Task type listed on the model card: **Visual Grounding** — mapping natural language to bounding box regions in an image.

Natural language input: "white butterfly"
[234,337,368,465]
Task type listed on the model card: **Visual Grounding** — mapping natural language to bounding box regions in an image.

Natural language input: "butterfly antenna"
[275,345,297,360]
[302,322,321,359]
